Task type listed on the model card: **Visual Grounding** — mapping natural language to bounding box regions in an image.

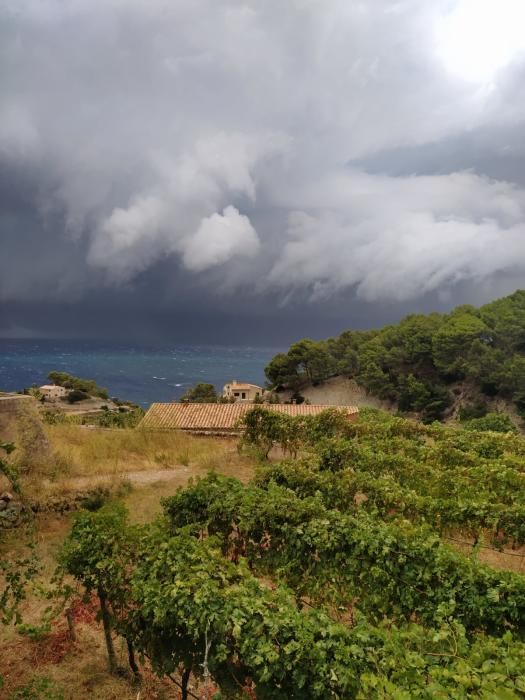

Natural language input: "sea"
[0,339,281,408]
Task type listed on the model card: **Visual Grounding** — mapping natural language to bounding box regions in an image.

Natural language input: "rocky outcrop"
[0,489,27,528]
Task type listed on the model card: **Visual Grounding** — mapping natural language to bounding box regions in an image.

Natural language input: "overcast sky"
[2,0,525,344]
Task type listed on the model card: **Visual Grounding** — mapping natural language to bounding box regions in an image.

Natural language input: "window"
[241,392,246,399]
[234,392,240,397]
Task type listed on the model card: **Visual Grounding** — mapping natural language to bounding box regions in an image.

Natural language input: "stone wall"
[0,395,50,469]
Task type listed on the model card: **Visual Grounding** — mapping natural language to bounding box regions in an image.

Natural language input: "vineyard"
[54,408,525,698]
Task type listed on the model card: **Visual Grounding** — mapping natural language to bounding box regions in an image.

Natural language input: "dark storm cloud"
[2,0,525,339]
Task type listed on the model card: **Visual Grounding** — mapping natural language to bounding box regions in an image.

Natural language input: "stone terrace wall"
[0,395,50,469]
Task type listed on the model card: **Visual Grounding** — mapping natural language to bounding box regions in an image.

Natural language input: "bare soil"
[279,376,393,410]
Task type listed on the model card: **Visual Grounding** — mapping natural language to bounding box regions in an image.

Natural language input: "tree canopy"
[180,382,218,403]
[265,290,525,421]
[47,371,109,400]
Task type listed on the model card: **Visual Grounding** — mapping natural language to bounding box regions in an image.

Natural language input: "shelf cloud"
[2,0,525,338]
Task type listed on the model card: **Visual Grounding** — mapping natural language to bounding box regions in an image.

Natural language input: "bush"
[48,371,108,400]
[180,383,218,403]
[41,411,67,425]
[463,412,517,433]
[458,401,489,421]
[80,488,110,511]
[9,676,64,700]
[66,390,90,404]
[82,408,144,428]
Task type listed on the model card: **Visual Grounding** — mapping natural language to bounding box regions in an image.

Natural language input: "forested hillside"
[265,290,525,422]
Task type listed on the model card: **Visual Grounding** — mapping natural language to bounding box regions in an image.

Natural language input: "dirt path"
[61,467,191,491]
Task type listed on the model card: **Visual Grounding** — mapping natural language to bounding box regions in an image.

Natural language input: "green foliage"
[59,497,525,698]
[239,407,351,458]
[432,312,489,378]
[164,474,525,634]
[55,407,525,697]
[463,412,517,434]
[265,352,302,389]
[83,407,145,428]
[0,441,21,495]
[266,289,525,419]
[16,621,52,641]
[180,382,218,403]
[41,410,67,425]
[458,401,489,421]
[59,503,132,598]
[0,442,41,627]
[8,676,64,700]
[25,387,43,401]
[239,406,286,457]
[66,389,90,404]
[1,543,41,625]
[58,503,139,673]
[47,371,109,399]
[79,488,110,511]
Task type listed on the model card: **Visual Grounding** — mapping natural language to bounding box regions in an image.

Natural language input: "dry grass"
[20,425,255,499]
[45,424,239,475]
[1,615,179,699]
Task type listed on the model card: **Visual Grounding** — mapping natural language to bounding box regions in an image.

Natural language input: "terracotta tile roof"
[224,382,262,390]
[139,402,359,432]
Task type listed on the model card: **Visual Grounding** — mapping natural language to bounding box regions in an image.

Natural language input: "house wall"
[40,386,67,400]
[222,382,262,402]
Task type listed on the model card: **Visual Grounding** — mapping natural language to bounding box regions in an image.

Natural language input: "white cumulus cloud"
[183,205,260,272]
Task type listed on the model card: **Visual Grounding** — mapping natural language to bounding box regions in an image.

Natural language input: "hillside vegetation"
[47,372,109,400]
[265,289,525,422]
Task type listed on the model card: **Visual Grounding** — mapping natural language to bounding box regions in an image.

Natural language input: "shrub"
[83,408,144,428]
[80,488,110,511]
[458,401,489,421]
[41,411,67,425]
[463,412,517,433]
[48,371,109,400]
[66,390,90,404]
[9,676,64,700]
[180,383,218,403]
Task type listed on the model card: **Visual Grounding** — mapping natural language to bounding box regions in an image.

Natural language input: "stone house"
[222,380,263,402]
[39,384,68,400]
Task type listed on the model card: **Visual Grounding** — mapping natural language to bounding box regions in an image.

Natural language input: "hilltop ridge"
[266,290,525,424]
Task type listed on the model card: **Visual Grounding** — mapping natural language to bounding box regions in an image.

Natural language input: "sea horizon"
[0,338,282,408]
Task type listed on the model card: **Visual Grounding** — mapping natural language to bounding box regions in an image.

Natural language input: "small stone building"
[39,385,67,400]
[222,380,263,402]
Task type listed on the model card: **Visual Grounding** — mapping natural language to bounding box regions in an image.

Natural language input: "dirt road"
[61,467,191,491]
